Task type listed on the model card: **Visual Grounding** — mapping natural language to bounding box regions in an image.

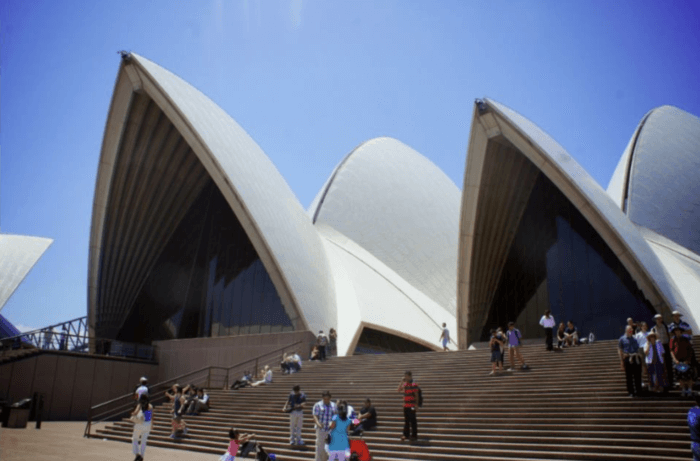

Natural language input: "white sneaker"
[506,368,514,372]
[488,371,495,375]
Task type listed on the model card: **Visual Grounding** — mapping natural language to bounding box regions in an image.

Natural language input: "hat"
[140,377,147,383]
[647,331,657,338]
[626,317,633,322]
[672,310,682,316]
[653,314,663,319]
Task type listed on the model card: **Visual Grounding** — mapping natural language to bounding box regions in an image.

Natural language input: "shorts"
[508,344,520,349]
[442,338,449,347]
[490,350,502,363]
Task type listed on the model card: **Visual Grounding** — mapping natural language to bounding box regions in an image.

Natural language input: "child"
[221,427,256,461]
[438,323,450,351]
[489,329,504,375]
[169,385,187,438]
[170,414,187,439]
[496,328,507,363]
[506,321,529,371]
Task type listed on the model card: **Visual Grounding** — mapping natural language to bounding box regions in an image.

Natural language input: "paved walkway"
[0,422,215,461]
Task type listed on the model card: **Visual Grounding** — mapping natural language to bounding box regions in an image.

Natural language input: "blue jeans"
[692,442,700,461]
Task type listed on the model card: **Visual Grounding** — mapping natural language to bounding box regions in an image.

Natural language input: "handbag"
[130,409,145,424]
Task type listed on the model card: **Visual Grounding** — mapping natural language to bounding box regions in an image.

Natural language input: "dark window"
[480,173,656,341]
[117,181,295,343]
[354,327,432,354]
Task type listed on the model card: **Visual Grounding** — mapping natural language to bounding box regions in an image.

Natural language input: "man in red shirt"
[397,370,419,441]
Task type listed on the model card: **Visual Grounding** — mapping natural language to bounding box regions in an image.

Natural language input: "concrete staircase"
[94,339,693,460]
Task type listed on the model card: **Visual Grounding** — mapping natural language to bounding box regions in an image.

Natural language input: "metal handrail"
[83,339,306,437]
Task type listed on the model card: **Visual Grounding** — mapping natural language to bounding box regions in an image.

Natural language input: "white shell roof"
[608,106,700,257]
[484,99,686,319]
[91,54,336,334]
[0,234,53,312]
[309,137,461,314]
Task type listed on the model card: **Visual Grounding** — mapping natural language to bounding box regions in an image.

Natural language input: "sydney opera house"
[87,53,700,355]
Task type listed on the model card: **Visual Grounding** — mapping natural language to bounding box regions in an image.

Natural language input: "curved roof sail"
[0,234,53,312]
[88,53,335,338]
[457,99,685,347]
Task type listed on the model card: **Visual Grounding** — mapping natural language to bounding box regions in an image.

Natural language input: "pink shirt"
[228,440,240,456]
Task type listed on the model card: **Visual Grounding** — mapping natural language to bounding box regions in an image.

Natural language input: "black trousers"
[350,419,376,436]
[623,357,643,396]
[319,345,327,361]
[403,407,417,438]
[544,328,553,351]
[662,343,673,387]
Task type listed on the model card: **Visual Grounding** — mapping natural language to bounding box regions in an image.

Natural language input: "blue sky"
[1,0,699,332]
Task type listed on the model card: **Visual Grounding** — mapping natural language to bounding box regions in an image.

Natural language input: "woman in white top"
[539,310,556,351]
[635,322,650,379]
[251,365,273,387]
[131,394,154,461]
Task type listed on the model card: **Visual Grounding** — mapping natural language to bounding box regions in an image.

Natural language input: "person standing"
[688,393,700,461]
[506,322,529,371]
[539,310,555,351]
[651,313,673,391]
[438,323,450,351]
[670,309,693,337]
[671,325,695,397]
[312,391,337,461]
[618,325,642,397]
[329,328,338,357]
[397,371,419,441]
[644,332,668,393]
[134,377,149,400]
[317,331,329,361]
[327,403,352,461]
[130,394,153,461]
[283,385,307,446]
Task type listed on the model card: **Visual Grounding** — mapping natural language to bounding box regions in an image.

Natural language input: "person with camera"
[283,385,307,446]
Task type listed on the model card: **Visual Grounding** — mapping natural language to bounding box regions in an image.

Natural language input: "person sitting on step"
[556,323,566,349]
[251,365,273,387]
[563,321,579,347]
[350,398,377,436]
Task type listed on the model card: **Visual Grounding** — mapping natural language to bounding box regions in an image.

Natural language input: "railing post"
[207,368,211,388]
[254,358,259,380]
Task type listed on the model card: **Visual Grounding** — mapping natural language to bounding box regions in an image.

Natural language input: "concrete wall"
[0,352,158,421]
[154,330,316,381]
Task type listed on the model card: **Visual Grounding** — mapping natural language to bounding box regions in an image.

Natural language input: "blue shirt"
[287,392,306,413]
[689,407,700,442]
[618,335,639,354]
[328,414,351,451]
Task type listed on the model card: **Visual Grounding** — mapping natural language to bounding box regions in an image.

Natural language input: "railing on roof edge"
[83,339,305,438]
[1,330,157,362]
